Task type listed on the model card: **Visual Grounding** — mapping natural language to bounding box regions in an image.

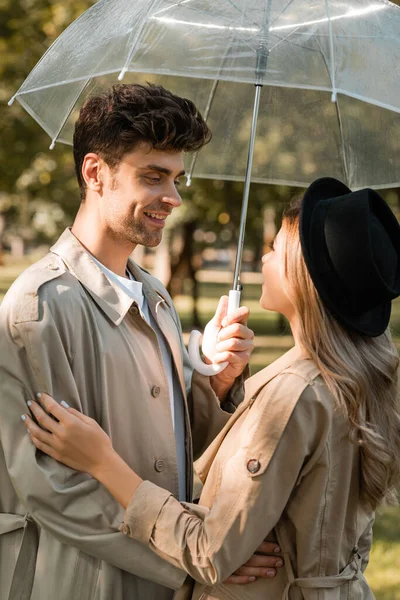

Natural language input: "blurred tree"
[0,0,96,247]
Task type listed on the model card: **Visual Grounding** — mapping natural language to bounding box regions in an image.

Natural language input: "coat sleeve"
[0,282,186,590]
[120,375,331,585]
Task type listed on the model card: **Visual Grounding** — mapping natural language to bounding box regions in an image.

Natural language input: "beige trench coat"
[122,347,376,600]
[0,229,244,600]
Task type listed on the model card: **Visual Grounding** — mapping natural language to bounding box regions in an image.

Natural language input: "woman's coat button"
[247,459,261,474]
[154,459,165,472]
[129,304,139,316]
[151,385,161,397]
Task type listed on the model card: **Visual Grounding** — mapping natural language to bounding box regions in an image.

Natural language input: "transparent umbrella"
[9,0,400,374]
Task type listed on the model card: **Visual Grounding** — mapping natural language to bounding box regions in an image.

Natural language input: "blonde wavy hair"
[281,202,400,509]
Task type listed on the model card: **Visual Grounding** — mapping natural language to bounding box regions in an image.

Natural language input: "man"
[0,84,281,599]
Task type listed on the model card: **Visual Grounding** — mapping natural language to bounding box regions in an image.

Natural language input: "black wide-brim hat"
[299,177,400,337]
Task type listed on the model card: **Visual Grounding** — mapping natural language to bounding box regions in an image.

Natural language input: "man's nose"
[163,184,182,208]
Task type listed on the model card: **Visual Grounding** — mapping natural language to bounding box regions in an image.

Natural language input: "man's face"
[98,143,185,248]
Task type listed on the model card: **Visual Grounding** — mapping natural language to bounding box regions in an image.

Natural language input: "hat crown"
[322,190,400,312]
[300,178,400,337]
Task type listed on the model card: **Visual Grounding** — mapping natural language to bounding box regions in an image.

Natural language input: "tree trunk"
[168,221,201,328]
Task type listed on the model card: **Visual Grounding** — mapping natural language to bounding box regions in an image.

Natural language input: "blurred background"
[1,1,400,597]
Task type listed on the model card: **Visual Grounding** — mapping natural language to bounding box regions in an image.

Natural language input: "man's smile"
[143,211,170,226]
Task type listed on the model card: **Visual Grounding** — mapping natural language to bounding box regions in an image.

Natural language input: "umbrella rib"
[269,0,297,30]
[118,0,159,81]
[334,97,350,186]
[268,25,301,53]
[186,79,219,186]
[187,33,238,185]
[314,34,350,186]
[324,0,338,102]
[49,78,91,149]
[225,0,261,30]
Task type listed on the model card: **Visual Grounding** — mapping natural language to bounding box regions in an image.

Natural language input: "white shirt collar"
[90,254,144,309]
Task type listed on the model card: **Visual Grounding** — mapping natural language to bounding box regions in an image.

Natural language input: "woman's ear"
[81,153,104,193]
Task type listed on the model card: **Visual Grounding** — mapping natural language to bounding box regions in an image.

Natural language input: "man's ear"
[81,153,104,193]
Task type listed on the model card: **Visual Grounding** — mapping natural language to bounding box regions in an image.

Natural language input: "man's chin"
[131,232,163,249]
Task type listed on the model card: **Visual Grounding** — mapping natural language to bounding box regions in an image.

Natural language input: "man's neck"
[71,211,135,278]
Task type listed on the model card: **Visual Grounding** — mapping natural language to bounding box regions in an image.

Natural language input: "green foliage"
[0,0,96,239]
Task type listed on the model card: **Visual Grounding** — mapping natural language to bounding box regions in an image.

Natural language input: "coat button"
[151,385,161,398]
[129,304,139,316]
[154,459,165,472]
[47,263,59,271]
[247,459,261,474]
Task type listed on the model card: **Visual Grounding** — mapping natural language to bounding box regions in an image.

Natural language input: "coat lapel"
[128,261,187,399]
[154,302,186,399]
[195,346,303,482]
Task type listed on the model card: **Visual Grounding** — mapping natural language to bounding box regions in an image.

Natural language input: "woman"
[23,177,400,599]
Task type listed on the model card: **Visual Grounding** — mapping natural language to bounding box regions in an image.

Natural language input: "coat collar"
[50,229,168,326]
[244,345,305,401]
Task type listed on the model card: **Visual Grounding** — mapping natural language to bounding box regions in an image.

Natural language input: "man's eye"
[174,180,181,188]
[146,176,161,184]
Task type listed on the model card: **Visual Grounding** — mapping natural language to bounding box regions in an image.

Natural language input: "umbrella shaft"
[232,84,262,291]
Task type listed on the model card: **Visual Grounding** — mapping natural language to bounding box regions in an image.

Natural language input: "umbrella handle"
[188,290,241,376]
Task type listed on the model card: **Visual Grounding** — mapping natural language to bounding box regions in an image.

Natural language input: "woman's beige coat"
[0,229,243,600]
[123,347,376,599]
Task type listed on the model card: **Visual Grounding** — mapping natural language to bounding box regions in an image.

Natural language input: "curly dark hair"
[73,83,212,199]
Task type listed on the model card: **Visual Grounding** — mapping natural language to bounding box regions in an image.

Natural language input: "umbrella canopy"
[9,0,400,190]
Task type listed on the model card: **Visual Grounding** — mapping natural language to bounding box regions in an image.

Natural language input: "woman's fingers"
[21,415,55,446]
[26,400,60,434]
[37,392,72,423]
[68,407,92,423]
[30,434,61,461]
[35,393,92,426]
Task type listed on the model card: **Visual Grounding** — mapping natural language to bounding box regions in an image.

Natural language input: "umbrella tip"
[49,141,55,150]
[118,69,127,82]
[8,96,15,106]
[186,175,192,187]
[331,91,337,103]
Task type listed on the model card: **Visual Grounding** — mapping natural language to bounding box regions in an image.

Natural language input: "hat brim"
[299,177,391,337]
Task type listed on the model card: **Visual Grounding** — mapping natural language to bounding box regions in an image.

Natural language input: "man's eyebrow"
[139,164,186,177]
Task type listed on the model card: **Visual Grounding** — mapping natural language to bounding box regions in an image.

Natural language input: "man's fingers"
[210,296,229,328]
[234,566,277,578]
[257,541,281,555]
[212,350,253,365]
[244,554,284,569]
[216,338,254,354]
[217,322,254,342]
[221,306,250,327]
[223,575,257,585]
